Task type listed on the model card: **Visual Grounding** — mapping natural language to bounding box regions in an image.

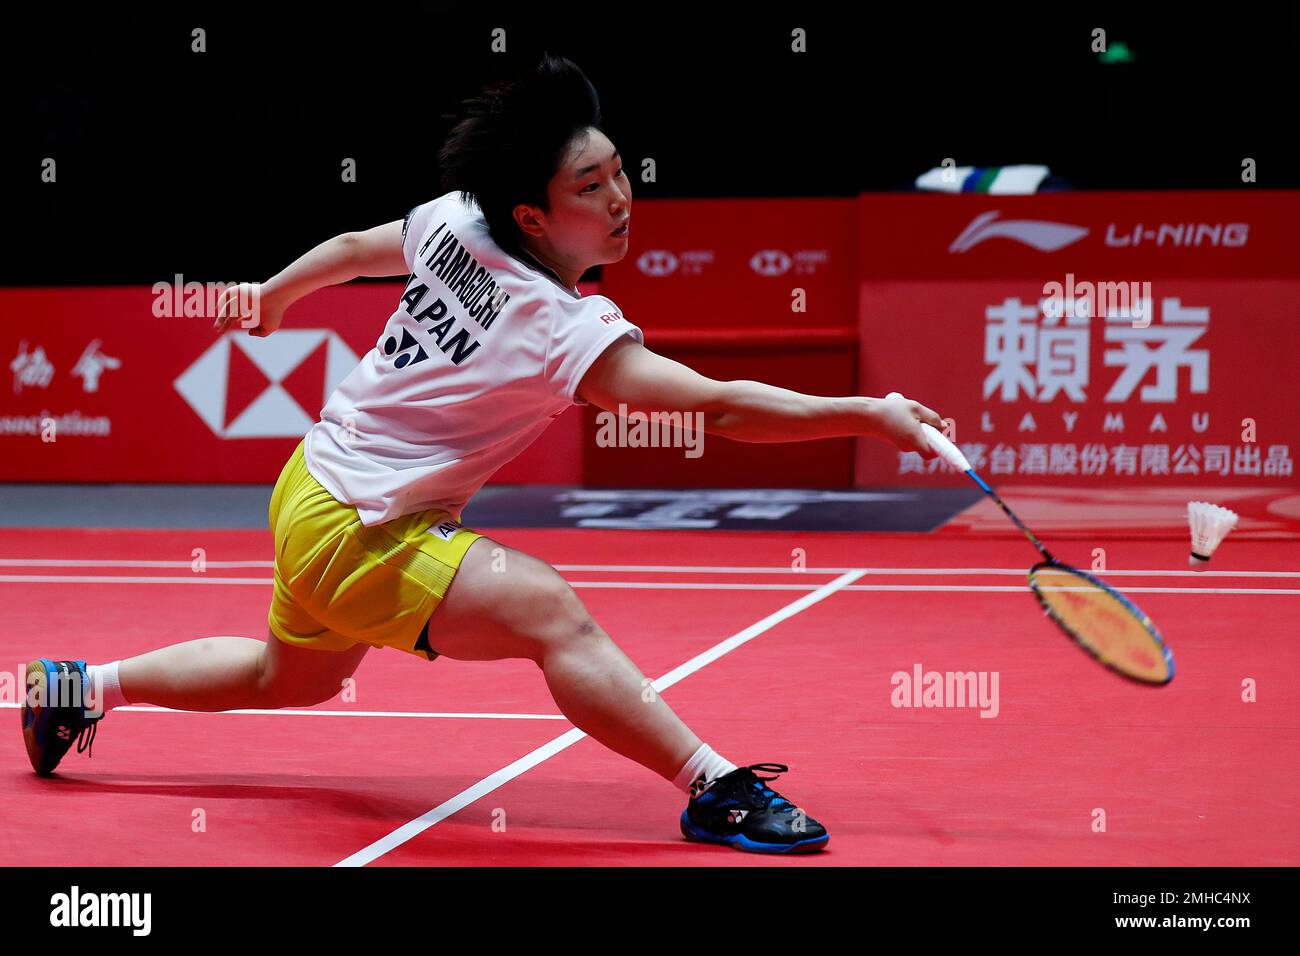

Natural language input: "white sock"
[87,661,130,713]
[672,744,738,796]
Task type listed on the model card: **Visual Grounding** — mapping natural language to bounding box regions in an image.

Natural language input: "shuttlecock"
[1187,501,1238,570]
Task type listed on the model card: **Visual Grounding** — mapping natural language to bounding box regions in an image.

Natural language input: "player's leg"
[23,634,367,776]
[116,632,369,711]
[427,536,703,783]
[425,535,829,853]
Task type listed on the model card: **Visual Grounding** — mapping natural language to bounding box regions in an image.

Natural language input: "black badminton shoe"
[22,659,105,777]
[680,762,829,854]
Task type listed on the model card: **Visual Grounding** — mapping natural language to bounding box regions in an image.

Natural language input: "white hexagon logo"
[174,330,359,438]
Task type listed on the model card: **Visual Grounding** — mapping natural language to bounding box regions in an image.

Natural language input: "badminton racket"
[886,392,1174,685]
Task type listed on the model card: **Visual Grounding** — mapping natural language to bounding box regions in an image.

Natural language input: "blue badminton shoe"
[680,763,829,854]
[22,659,105,776]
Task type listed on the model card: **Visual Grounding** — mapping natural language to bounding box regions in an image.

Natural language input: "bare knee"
[257,637,362,708]
[428,542,604,664]
[256,672,338,708]
[519,576,603,665]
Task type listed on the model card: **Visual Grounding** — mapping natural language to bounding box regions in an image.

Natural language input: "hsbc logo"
[950,211,1089,253]
[750,250,791,276]
[749,249,829,276]
[174,330,359,438]
[636,250,715,277]
[637,250,679,276]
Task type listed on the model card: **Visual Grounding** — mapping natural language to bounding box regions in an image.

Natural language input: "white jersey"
[304,191,642,526]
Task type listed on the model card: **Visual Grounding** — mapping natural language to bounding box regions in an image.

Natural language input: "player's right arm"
[577,336,942,457]
[213,220,408,337]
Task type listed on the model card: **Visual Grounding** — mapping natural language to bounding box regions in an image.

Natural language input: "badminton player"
[22,54,944,854]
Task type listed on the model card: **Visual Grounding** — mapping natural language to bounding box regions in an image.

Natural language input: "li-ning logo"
[950,211,1089,253]
[1104,222,1248,247]
[50,886,152,936]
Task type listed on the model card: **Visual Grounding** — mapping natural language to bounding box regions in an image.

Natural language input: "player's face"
[544,128,632,268]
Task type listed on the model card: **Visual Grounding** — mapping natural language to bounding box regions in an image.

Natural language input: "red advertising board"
[582,341,858,488]
[590,197,861,486]
[856,279,1299,486]
[0,283,583,483]
[599,197,859,333]
[856,190,1300,488]
[858,190,1298,280]
[7,192,1295,492]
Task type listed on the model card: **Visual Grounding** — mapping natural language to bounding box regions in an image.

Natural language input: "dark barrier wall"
[4,13,1295,286]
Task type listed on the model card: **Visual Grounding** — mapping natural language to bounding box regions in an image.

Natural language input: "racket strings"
[1030,566,1171,683]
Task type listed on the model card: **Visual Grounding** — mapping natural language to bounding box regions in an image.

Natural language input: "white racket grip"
[920,423,969,472]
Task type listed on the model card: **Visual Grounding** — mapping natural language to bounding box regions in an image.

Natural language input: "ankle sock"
[672,743,738,796]
[87,661,130,713]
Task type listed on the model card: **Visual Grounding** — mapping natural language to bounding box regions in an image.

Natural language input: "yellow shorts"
[267,439,484,660]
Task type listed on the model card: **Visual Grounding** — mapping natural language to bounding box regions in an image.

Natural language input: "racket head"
[1028,561,1175,685]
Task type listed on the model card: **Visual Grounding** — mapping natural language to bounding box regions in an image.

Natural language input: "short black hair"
[439,54,605,256]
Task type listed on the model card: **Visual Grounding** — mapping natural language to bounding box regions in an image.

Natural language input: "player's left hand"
[213,282,286,337]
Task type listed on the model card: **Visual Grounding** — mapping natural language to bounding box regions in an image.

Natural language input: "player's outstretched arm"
[578,336,943,457]
[213,220,407,337]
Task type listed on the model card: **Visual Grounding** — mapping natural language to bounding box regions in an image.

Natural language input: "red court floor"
[1,528,1297,866]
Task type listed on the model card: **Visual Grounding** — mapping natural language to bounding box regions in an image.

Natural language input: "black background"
[2,8,1295,285]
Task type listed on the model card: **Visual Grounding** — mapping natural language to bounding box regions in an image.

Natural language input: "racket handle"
[920,423,970,472]
[884,391,970,472]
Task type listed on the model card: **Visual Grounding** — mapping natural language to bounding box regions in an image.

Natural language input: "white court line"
[0,575,271,585]
[0,702,564,719]
[1,559,1296,578]
[0,559,275,568]
[575,582,1300,596]
[2,574,1293,595]
[332,568,867,867]
[557,565,1300,579]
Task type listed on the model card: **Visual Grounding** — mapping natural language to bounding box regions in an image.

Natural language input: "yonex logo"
[950,211,1089,253]
[383,328,427,369]
[636,250,679,276]
[749,250,792,276]
[689,773,714,799]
